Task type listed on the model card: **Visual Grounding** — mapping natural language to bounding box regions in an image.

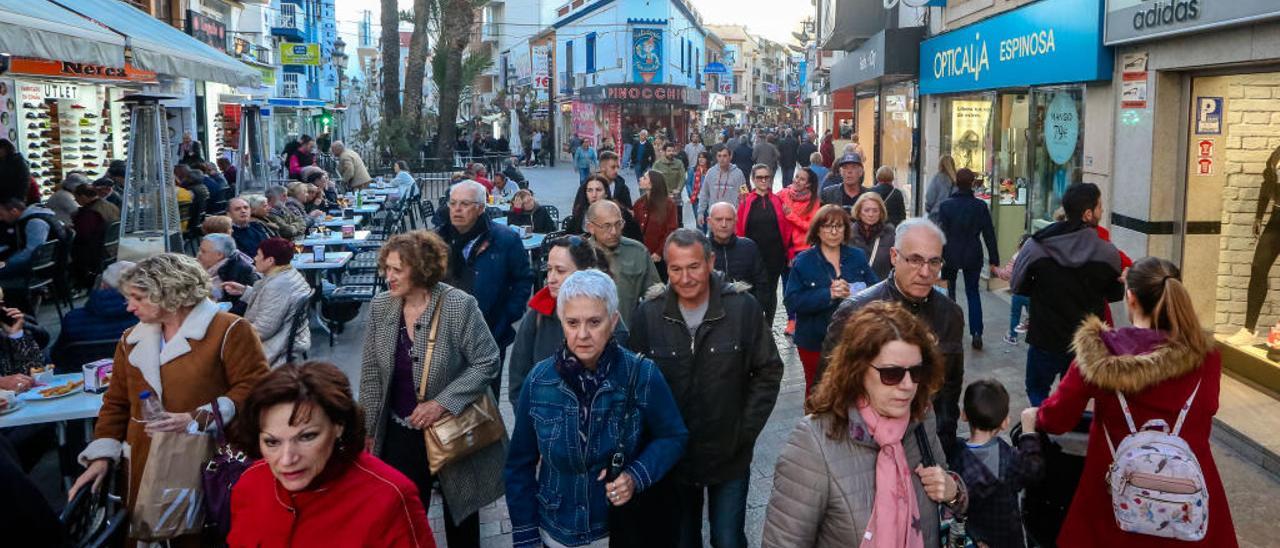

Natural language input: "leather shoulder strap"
[417,289,452,399]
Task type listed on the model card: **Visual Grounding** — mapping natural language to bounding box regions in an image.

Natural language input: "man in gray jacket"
[697,147,746,224]
[752,133,780,180]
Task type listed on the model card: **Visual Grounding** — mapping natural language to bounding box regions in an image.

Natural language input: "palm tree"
[379,0,401,118]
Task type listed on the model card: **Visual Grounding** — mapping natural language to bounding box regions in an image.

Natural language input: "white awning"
[54,0,260,87]
[0,0,127,68]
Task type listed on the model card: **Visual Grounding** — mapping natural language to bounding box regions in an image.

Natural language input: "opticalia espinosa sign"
[1104,0,1280,46]
[919,0,1112,95]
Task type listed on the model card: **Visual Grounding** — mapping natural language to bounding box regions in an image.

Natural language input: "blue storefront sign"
[919,0,1112,95]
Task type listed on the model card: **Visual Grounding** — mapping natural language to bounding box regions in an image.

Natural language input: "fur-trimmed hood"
[641,277,752,301]
[1071,316,1203,393]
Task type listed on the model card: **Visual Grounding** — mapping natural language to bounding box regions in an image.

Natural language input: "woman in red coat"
[633,169,678,277]
[228,362,436,548]
[1028,257,1236,548]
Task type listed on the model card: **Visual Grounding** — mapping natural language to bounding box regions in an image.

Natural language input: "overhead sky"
[333,0,808,46]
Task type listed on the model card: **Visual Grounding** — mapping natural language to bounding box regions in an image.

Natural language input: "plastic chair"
[543,205,560,224]
[100,221,120,272]
[25,240,64,320]
[283,289,315,364]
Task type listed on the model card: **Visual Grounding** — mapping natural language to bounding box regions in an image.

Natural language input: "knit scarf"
[554,340,619,450]
[856,402,922,548]
[788,184,812,202]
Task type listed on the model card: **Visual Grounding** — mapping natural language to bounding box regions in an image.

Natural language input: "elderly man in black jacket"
[628,228,782,548]
[707,201,769,309]
[816,218,966,459]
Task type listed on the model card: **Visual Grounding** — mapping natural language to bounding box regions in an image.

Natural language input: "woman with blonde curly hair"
[763,301,966,547]
[69,253,270,542]
[359,230,506,547]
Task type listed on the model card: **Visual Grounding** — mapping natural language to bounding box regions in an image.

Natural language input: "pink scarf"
[856,403,923,548]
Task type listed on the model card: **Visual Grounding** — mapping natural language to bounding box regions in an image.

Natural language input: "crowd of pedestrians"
[0,122,1243,548]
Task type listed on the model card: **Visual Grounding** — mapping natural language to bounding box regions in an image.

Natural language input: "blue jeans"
[578,167,591,183]
[675,475,749,548]
[1026,345,1073,405]
[944,266,984,336]
[1009,294,1030,337]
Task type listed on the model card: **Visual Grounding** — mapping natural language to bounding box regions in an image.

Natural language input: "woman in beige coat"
[763,302,967,548]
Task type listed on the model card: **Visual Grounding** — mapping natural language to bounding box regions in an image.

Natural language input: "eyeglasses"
[589,220,625,233]
[753,175,772,181]
[871,363,925,386]
[448,200,481,209]
[899,253,945,270]
[820,223,845,233]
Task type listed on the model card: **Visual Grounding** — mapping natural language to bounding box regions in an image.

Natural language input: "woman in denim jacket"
[505,270,688,548]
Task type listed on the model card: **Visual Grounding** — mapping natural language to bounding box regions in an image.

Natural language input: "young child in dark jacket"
[950,379,1044,548]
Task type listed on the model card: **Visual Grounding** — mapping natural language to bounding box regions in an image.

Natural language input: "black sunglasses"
[871,364,925,386]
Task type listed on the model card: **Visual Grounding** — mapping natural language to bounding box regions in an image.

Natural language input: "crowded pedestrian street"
[7,0,1280,547]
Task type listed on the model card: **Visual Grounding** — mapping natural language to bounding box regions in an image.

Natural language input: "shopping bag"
[129,431,214,540]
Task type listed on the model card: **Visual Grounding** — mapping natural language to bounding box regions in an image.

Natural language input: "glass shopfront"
[1181,71,1280,363]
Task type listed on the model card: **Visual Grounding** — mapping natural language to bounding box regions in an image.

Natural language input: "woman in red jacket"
[633,169,678,279]
[228,362,436,548]
[1026,257,1236,547]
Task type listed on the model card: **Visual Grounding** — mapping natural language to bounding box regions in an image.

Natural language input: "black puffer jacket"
[626,273,783,485]
[710,235,769,309]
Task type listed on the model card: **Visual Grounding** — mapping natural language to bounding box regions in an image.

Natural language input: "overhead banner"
[632,28,663,84]
[279,43,321,66]
[918,0,1111,95]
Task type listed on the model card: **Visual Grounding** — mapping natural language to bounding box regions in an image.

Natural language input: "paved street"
[299,163,1280,547]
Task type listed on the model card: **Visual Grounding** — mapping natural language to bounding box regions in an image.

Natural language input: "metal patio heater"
[237,104,269,194]
[117,95,182,262]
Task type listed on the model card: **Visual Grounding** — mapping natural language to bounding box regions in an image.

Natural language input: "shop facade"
[919,0,1113,269]
[0,57,158,195]
[573,84,704,151]
[828,27,925,209]
[1102,0,1280,389]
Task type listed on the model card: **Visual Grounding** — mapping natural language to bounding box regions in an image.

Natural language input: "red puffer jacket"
[228,451,436,548]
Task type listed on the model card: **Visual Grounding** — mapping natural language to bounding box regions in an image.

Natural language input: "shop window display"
[1183,72,1280,363]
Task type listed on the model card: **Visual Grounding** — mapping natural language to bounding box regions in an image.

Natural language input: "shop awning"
[820,0,888,51]
[829,27,926,92]
[0,0,127,68]
[52,0,260,87]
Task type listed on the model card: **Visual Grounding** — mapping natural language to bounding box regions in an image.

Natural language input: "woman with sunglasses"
[507,235,625,405]
[763,301,966,547]
[736,163,794,322]
[783,204,878,397]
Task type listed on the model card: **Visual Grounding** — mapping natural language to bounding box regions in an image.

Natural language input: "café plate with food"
[19,378,85,401]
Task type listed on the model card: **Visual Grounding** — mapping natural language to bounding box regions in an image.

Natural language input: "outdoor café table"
[293,251,354,335]
[367,187,400,197]
[351,204,381,215]
[300,231,371,247]
[0,373,105,486]
[321,215,365,228]
[522,233,546,251]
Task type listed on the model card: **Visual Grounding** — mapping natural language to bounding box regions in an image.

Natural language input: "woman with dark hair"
[783,204,878,396]
[564,175,643,240]
[505,189,557,234]
[633,169,678,269]
[359,230,506,547]
[736,163,794,322]
[763,302,965,546]
[507,235,624,404]
[391,160,418,200]
[286,135,316,180]
[228,361,436,547]
[0,139,30,204]
[1026,257,1237,547]
[777,166,821,261]
[937,167,999,350]
[686,151,712,232]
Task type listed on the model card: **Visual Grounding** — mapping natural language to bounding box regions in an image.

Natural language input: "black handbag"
[915,424,973,548]
[608,360,649,548]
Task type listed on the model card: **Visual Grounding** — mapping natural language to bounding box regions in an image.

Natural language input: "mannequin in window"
[1229,145,1280,346]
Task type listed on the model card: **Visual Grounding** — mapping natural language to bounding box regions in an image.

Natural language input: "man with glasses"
[627,228,782,548]
[816,218,966,457]
[436,180,534,398]
[585,200,658,323]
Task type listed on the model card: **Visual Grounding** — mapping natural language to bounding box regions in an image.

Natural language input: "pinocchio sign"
[9,57,158,83]
[589,84,687,104]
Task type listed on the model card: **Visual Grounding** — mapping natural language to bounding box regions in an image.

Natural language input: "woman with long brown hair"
[763,301,965,547]
[1027,257,1236,547]
[633,169,678,271]
[926,154,959,219]
[777,166,821,261]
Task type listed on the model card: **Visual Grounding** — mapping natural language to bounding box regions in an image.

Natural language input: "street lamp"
[332,37,348,106]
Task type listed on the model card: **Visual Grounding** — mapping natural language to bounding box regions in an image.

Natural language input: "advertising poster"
[950,100,992,174]
[572,101,598,146]
[279,43,321,66]
[1044,93,1080,165]
[632,29,663,84]
[1121,51,1149,109]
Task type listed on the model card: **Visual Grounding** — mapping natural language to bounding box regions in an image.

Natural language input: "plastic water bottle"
[139,390,165,422]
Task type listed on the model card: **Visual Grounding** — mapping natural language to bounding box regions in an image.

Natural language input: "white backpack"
[1104,381,1209,541]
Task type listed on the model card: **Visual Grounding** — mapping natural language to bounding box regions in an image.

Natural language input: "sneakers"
[1226,328,1261,346]
[1015,320,1029,334]
[1003,333,1018,345]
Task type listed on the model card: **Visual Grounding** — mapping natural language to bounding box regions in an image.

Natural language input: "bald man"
[586,200,658,323]
[707,202,769,308]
